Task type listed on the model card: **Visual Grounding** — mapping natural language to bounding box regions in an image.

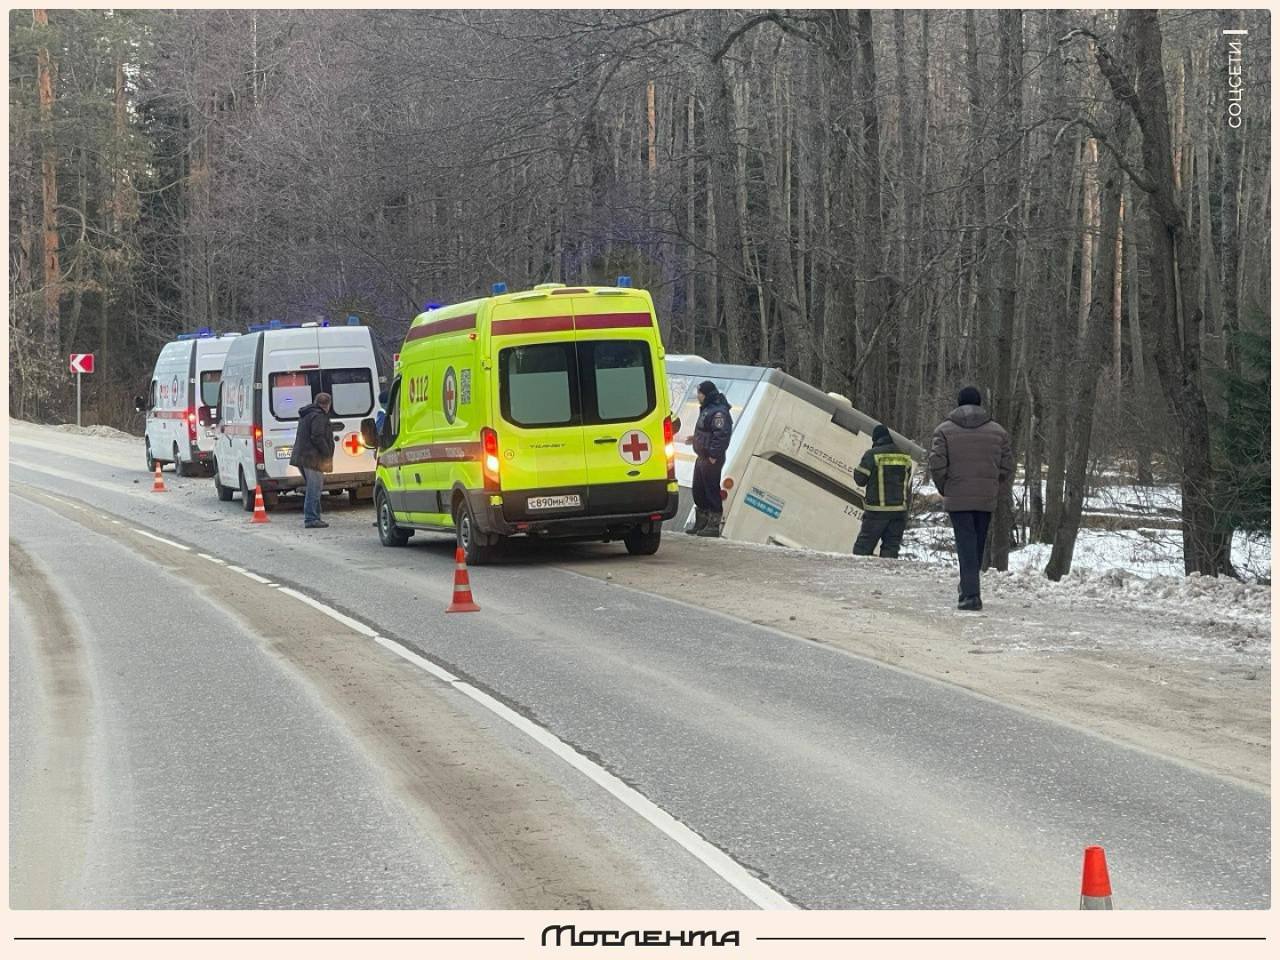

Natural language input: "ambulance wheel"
[239,469,255,512]
[624,524,662,556]
[376,490,411,547]
[145,440,156,473]
[173,444,191,477]
[213,462,234,502]
[454,499,497,566]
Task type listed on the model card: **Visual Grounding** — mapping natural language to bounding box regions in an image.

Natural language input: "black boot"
[686,508,707,534]
[696,511,722,537]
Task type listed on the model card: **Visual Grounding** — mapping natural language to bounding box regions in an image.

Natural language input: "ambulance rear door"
[490,296,588,510]
[569,291,669,513]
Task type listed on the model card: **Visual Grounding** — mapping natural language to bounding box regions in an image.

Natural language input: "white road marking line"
[132,529,191,551]
[111,520,123,525]
[227,565,273,585]
[373,635,458,683]
[275,587,379,637]
[365,635,793,910]
[451,679,796,910]
[198,553,225,564]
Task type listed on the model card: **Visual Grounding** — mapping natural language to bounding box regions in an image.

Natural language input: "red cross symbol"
[343,433,362,455]
[621,432,649,462]
[444,377,455,409]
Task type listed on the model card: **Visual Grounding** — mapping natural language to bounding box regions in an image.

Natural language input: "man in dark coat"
[852,424,913,558]
[928,386,1013,610]
[689,380,733,537]
[289,392,335,529]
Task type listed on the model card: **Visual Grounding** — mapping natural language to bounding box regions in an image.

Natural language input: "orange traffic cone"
[250,485,271,524]
[446,546,481,613]
[151,462,167,492]
[1080,845,1114,910]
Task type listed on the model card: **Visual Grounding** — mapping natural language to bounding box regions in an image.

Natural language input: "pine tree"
[1215,326,1270,534]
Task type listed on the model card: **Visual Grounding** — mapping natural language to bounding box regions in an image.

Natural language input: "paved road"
[9,429,1271,908]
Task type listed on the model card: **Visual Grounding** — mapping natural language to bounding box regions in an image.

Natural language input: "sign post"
[69,354,95,427]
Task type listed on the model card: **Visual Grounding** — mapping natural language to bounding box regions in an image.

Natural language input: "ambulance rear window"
[269,368,374,420]
[200,371,221,407]
[500,344,579,428]
[270,372,313,419]
[581,341,655,424]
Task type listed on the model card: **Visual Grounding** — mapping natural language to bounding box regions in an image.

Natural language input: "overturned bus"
[665,357,926,553]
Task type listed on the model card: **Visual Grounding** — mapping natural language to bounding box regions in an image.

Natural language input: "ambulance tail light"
[481,427,501,490]
[253,425,264,466]
[187,408,198,441]
[663,416,675,480]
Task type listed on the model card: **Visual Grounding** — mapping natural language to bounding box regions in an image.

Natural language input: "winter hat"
[698,380,719,400]
[872,424,892,444]
[957,386,982,407]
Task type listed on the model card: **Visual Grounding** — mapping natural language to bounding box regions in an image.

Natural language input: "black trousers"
[852,511,906,558]
[692,457,724,511]
[949,510,992,599]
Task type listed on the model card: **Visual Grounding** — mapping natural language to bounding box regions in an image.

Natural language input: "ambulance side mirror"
[134,396,146,413]
[360,418,378,449]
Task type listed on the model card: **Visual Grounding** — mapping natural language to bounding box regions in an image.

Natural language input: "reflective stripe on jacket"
[853,440,912,511]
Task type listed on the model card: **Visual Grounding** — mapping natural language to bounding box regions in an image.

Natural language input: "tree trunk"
[35,9,61,373]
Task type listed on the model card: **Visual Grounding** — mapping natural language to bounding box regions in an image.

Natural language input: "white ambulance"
[211,321,381,510]
[665,358,926,552]
[134,329,240,475]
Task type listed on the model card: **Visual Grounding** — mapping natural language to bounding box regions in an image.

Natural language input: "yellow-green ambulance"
[364,281,679,563]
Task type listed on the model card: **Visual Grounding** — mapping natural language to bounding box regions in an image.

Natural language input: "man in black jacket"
[852,424,913,558]
[689,380,733,537]
[289,392,335,529]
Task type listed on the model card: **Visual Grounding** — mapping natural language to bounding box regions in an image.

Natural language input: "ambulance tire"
[454,499,498,566]
[624,524,662,556]
[174,444,191,477]
[239,469,255,512]
[213,463,234,501]
[145,439,156,473]
[376,490,411,547]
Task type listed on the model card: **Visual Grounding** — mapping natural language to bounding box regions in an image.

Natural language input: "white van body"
[140,333,239,475]
[665,360,925,553]
[212,324,381,509]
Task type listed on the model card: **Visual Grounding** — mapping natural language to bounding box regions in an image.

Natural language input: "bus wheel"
[145,439,156,473]
[624,524,662,556]
[376,490,411,547]
[454,499,497,566]
[213,462,234,502]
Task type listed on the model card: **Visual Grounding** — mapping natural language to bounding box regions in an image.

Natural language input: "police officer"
[852,424,913,558]
[690,380,733,537]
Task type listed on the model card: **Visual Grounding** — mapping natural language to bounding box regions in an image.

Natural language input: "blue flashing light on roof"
[269,319,283,330]
[423,302,442,312]
[491,282,507,295]
[347,314,360,325]
[616,275,632,288]
[197,326,213,337]
[176,332,196,340]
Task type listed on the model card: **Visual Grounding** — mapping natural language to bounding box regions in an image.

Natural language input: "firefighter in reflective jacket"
[852,424,913,558]
[689,380,733,537]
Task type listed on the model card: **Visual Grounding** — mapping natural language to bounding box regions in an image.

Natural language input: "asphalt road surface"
[9,429,1271,908]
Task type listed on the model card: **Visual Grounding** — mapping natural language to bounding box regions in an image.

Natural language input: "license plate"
[527,494,581,511]
[275,446,292,460]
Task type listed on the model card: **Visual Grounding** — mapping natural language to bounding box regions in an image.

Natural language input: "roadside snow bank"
[48,422,137,441]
